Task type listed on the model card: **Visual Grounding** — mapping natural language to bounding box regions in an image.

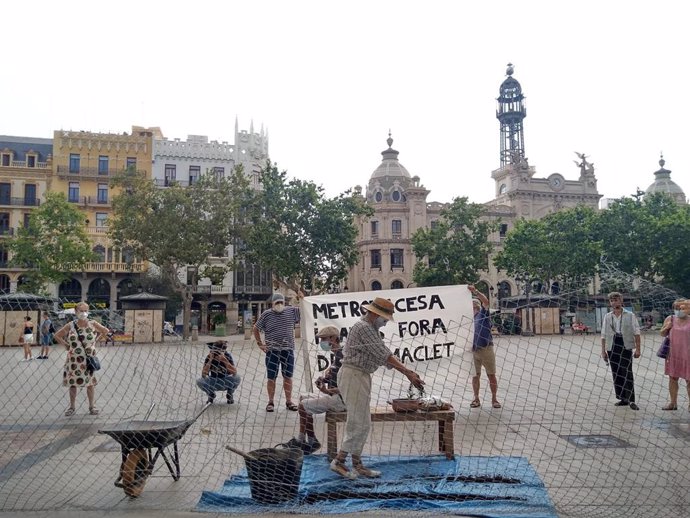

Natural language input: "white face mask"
[676,309,688,319]
[76,311,89,321]
[319,339,333,351]
[374,316,387,330]
[273,303,285,313]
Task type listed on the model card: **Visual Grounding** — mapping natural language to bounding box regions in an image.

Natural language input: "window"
[499,223,508,240]
[27,155,36,168]
[391,280,404,289]
[126,157,137,170]
[68,182,80,202]
[69,153,80,173]
[93,245,106,262]
[0,250,8,269]
[499,183,507,195]
[24,184,36,205]
[0,183,10,204]
[211,166,224,180]
[392,190,401,202]
[164,164,177,185]
[95,213,108,227]
[371,281,382,291]
[392,219,402,236]
[98,155,109,175]
[371,249,381,268]
[0,213,9,234]
[374,191,383,202]
[189,165,200,185]
[390,248,404,269]
[97,183,108,204]
[371,220,379,237]
[1,154,9,167]
[23,213,30,228]
[430,220,439,229]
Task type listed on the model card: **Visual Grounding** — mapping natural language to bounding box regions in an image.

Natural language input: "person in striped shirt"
[253,292,301,412]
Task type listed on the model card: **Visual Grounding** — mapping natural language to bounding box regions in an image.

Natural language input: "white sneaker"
[330,459,358,480]
[20,358,30,362]
[354,465,381,478]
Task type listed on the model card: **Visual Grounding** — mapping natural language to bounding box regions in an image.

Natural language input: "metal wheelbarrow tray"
[99,403,209,497]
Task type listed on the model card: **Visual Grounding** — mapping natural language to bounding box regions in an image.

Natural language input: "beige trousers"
[337,364,372,455]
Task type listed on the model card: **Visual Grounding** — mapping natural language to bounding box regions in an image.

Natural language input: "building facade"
[346,134,444,292]
[50,127,155,308]
[151,120,271,332]
[0,136,53,293]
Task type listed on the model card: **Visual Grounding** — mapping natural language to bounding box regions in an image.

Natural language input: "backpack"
[48,321,55,334]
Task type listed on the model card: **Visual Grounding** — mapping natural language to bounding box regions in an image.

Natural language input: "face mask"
[676,310,687,318]
[76,311,88,321]
[374,316,387,329]
[273,303,284,313]
[319,340,333,351]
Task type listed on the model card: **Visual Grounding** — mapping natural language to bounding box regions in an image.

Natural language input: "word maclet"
[311,294,446,319]
[316,341,453,371]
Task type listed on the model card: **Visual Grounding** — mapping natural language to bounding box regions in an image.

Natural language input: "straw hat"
[363,297,395,321]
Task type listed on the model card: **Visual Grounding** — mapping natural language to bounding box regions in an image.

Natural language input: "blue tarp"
[197,455,557,517]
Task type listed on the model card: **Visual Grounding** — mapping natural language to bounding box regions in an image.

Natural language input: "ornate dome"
[370,133,411,181]
[645,155,686,204]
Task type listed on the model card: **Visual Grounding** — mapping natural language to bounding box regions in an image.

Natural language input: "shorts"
[41,334,53,346]
[301,393,346,415]
[473,345,496,376]
[23,334,34,345]
[265,349,295,380]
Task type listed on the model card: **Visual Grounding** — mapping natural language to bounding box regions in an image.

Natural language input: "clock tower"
[496,63,527,168]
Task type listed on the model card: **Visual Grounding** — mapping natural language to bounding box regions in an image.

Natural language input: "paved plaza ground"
[0,330,689,518]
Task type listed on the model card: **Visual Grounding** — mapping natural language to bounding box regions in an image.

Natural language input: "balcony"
[80,262,146,273]
[191,285,230,295]
[68,195,110,207]
[86,226,110,235]
[154,178,190,188]
[57,165,145,180]
[0,197,41,207]
[1,160,49,169]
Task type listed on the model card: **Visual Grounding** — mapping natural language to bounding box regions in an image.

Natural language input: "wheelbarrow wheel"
[121,449,150,498]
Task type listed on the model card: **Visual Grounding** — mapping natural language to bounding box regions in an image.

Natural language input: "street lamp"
[515,274,533,336]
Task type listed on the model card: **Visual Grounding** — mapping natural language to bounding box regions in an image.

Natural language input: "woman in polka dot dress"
[54,301,111,416]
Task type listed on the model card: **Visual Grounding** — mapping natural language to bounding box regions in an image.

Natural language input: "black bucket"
[244,447,303,504]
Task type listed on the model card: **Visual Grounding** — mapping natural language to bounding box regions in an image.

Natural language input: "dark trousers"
[609,337,635,403]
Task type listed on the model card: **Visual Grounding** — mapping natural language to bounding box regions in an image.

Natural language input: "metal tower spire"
[496,63,527,168]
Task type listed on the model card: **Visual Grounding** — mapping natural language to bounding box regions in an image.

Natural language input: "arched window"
[391,190,401,202]
[498,281,512,300]
[371,281,382,291]
[374,191,383,202]
[391,280,404,289]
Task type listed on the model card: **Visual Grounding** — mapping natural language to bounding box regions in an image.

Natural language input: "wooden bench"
[325,406,455,461]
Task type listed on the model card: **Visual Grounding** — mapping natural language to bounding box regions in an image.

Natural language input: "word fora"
[316,341,453,371]
[311,294,445,319]
[311,317,447,343]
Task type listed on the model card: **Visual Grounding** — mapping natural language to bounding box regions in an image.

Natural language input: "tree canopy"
[8,192,94,294]
[109,168,252,337]
[494,206,601,292]
[411,197,497,286]
[242,163,372,294]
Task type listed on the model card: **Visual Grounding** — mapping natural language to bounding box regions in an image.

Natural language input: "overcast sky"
[1,1,686,205]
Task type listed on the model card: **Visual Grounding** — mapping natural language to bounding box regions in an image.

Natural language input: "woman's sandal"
[286,402,298,411]
[266,402,275,412]
[64,407,75,416]
[662,403,678,411]
[470,399,481,408]
[492,401,502,409]
[89,407,100,415]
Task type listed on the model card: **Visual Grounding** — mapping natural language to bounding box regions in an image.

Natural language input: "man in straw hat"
[330,297,425,479]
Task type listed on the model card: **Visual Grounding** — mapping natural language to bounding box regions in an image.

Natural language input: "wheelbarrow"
[99,403,210,497]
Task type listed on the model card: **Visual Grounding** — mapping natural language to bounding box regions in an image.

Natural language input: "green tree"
[243,163,371,294]
[8,192,95,294]
[109,168,252,338]
[494,206,601,292]
[411,197,497,286]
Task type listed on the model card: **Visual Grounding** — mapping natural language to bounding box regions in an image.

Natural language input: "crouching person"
[197,340,241,404]
[285,325,344,454]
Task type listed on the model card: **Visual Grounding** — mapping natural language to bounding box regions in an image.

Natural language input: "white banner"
[300,285,473,375]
